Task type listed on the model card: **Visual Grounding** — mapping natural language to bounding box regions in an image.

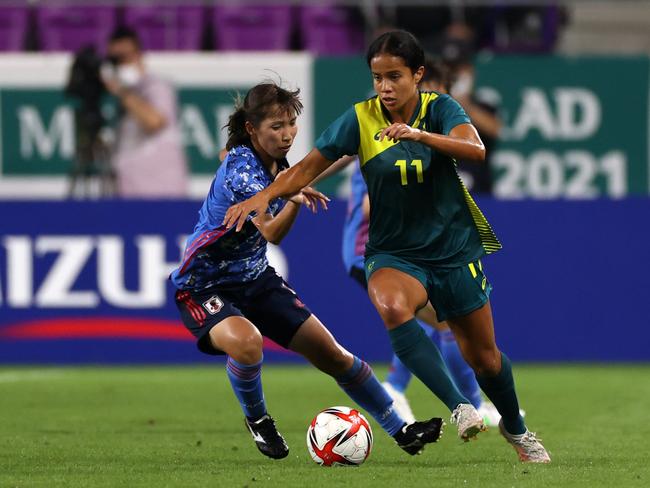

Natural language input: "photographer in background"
[439,23,502,194]
[102,26,188,198]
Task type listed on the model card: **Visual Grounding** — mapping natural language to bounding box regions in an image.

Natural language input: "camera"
[65,45,107,136]
[64,45,114,197]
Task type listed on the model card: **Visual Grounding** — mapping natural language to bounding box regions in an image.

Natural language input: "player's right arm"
[223,149,332,232]
[224,106,360,232]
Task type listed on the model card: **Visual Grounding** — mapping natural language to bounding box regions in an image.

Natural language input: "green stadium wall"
[0,54,648,198]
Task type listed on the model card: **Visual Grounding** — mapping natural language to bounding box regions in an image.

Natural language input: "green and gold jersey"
[315,91,501,267]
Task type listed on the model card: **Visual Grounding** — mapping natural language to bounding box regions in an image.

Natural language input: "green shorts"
[364,254,492,322]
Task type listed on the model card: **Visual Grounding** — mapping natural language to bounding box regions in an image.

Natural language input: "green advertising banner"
[478,56,649,198]
[0,87,247,176]
[0,52,313,193]
[0,89,76,176]
[1,55,648,198]
[313,55,650,198]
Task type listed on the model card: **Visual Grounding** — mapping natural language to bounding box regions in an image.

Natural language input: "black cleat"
[393,417,445,455]
[245,414,289,459]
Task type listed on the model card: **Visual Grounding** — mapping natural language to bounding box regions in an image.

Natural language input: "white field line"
[0,369,67,383]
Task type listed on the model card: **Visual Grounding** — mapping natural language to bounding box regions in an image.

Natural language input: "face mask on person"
[116,63,142,88]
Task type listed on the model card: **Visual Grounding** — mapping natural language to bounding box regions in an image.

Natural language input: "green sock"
[388,318,468,411]
[476,352,526,435]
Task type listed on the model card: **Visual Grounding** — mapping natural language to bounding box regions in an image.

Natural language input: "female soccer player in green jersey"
[225,30,550,463]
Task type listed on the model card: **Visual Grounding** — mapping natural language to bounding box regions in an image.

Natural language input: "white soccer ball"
[306,406,373,466]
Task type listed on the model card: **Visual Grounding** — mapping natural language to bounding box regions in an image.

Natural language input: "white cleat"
[478,400,527,428]
[499,419,551,463]
[450,403,486,441]
[382,381,416,424]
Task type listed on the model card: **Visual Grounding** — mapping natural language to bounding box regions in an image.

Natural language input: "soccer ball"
[306,406,373,466]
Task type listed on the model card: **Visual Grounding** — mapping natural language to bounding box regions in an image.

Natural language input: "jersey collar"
[246,143,289,181]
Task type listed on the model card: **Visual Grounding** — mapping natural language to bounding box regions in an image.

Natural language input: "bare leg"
[367,268,428,329]
[289,314,406,437]
[367,267,468,411]
[288,315,353,375]
[208,316,263,364]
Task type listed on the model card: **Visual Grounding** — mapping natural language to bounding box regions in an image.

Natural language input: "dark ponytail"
[225,82,303,150]
[225,99,249,150]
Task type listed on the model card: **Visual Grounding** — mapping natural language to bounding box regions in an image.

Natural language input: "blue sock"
[389,318,469,411]
[226,356,267,420]
[438,329,483,408]
[335,356,405,436]
[385,321,435,392]
[476,353,526,435]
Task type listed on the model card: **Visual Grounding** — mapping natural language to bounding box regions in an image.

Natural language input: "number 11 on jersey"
[395,159,424,186]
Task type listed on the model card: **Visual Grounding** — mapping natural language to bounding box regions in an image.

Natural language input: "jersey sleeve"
[225,157,266,204]
[315,106,360,161]
[429,94,471,135]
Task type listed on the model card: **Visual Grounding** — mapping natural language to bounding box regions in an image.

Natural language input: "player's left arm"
[379,122,485,162]
[251,187,328,245]
[379,94,485,161]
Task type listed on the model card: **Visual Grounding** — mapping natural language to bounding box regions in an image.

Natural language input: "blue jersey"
[171,145,288,290]
[342,161,369,273]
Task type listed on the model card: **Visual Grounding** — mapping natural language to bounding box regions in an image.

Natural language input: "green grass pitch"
[1,364,649,487]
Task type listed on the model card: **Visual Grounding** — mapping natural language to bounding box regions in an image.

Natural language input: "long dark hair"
[366,30,424,73]
[225,82,303,150]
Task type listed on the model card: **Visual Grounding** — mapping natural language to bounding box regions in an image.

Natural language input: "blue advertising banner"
[0,199,648,363]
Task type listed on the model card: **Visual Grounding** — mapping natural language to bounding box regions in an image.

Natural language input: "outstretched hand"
[291,186,330,213]
[379,123,422,143]
[223,192,270,232]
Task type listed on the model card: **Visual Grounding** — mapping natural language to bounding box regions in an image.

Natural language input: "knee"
[229,329,264,365]
[374,295,413,328]
[469,348,501,377]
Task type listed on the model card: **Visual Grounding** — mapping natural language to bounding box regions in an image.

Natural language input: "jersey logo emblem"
[203,296,224,315]
[367,261,375,272]
[373,129,385,141]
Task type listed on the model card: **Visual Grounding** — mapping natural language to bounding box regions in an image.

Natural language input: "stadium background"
[1,1,648,364]
[1,2,650,485]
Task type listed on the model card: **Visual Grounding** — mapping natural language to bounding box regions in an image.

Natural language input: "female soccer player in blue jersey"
[171,82,442,461]
[225,33,550,463]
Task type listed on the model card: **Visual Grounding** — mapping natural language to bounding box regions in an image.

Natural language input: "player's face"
[249,106,298,160]
[370,54,423,113]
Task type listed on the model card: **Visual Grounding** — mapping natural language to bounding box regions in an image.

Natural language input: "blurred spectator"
[438,23,501,194]
[487,5,564,53]
[102,26,188,198]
